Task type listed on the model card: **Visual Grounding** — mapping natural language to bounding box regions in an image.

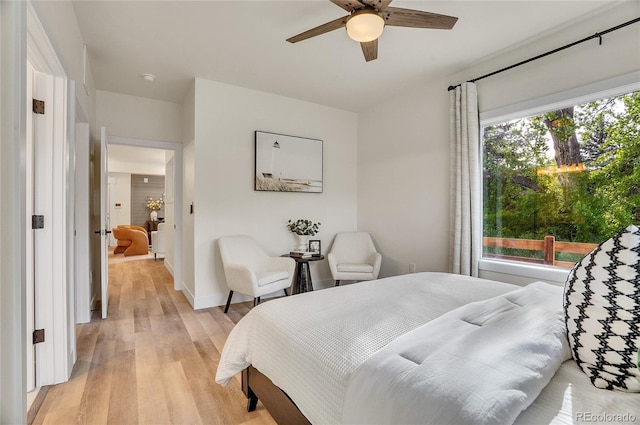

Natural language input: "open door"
[28,62,73,386]
[98,127,110,319]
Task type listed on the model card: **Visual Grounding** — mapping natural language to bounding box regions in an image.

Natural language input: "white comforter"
[215,272,519,424]
[342,281,571,425]
[216,273,639,424]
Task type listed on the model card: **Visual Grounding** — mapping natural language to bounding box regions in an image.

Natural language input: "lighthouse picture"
[255,131,323,193]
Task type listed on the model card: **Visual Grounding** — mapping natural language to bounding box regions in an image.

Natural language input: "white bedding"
[342,282,571,425]
[515,360,640,425]
[215,272,640,425]
[216,272,517,424]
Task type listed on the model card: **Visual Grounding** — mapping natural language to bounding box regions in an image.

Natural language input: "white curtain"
[449,82,480,277]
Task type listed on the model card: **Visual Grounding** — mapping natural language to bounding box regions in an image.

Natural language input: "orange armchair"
[112,225,149,256]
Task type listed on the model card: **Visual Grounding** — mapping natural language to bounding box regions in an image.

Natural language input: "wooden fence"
[483,236,599,268]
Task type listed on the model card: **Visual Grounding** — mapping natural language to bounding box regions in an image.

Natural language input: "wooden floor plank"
[32,256,276,425]
[75,339,116,425]
[106,349,138,424]
[161,361,203,425]
[135,330,172,425]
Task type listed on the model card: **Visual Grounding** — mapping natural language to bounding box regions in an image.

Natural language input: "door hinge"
[32,98,45,114]
[32,215,44,229]
[33,329,45,344]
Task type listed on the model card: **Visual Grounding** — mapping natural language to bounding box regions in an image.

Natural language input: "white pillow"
[564,224,640,392]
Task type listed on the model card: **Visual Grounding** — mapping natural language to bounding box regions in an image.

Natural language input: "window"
[481,89,639,269]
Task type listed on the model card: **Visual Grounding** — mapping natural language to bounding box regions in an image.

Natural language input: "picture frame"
[308,240,321,255]
[255,131,323,193]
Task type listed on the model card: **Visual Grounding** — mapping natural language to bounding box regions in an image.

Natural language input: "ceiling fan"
[286,0,458,62]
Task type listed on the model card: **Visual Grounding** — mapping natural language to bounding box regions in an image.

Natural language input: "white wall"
[96,89,182,279]
[107,172,132,245]
[96,90,182,142]
[163,152,176,275]
[189,78,358,309]
[30,0,96,134]
[1,2,27,422]
[358,2,640,285]
[451,3,640,114]
[108,148,167,175]
[358,82,451,278]
[182,82,196,301]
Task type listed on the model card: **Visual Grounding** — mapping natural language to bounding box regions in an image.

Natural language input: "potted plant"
[287,219,321,251]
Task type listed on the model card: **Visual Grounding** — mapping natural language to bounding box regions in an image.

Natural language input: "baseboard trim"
[164,259,174,277]
[181,285,196,308]
[192,293,230,310]
[27,386,50,425]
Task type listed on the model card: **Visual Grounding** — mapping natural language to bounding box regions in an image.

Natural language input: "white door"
[99,127,110,319]
[30,66,72,385]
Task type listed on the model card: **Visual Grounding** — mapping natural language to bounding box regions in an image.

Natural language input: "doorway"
[105,136,183,292]
[107,145,172,264]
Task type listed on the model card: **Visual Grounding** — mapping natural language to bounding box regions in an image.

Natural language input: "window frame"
[478,72,640,282]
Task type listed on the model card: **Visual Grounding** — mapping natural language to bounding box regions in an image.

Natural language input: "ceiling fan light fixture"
[346,10,384,42]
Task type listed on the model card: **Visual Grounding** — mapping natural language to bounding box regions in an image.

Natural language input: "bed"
[215,272,639,424]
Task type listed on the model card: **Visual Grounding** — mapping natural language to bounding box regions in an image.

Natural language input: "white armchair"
[218,235,295,313]
[151,222,166,261]
[327,232,382,286]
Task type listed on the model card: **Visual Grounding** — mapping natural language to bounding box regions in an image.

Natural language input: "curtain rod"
[447,17,640,91]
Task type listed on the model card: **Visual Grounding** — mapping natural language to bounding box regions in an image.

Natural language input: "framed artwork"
[308,240,321,255]
[255,131,323,193]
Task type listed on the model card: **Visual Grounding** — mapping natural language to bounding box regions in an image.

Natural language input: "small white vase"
[150,210,158,222]
[295,234,308,251]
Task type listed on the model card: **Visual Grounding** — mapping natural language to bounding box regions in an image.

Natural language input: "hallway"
[31,257,275,424]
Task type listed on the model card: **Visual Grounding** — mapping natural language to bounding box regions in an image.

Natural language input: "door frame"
[27,0,74,387]
[108,135,184,290]
[74,121,91,324]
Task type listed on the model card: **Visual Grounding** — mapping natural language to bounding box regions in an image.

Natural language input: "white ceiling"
[72,0,620,112]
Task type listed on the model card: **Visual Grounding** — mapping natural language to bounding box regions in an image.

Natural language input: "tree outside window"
[482,90,640,267]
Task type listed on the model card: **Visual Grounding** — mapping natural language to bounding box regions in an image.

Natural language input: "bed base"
[242,365,311,425]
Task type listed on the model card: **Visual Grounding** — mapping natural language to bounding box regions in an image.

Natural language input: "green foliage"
[287,219,321,236]
[483,91,640,246]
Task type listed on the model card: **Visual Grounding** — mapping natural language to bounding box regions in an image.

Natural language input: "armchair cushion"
[328,232,381,282]
[256,271,290,287]
[337,263,374,273]
[218,235,296,301]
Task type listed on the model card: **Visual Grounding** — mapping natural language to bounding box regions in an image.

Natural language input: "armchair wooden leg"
[335,280,340,286]
[283,288,288,296]
[224,291,234,313]
[253,297,261,307]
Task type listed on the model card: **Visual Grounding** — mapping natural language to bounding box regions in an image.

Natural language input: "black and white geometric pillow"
[564,224,640,392]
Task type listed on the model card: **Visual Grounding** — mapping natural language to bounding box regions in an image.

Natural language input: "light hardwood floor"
[31,256,277,425]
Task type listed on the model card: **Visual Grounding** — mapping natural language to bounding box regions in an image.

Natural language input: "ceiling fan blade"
[286,16,349,43]
[360,39,378,62]
[330,0,365,12]
[360,0,393,11]
[382,7,458,29]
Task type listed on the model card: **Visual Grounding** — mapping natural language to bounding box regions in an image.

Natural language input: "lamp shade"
[346,10,384,42]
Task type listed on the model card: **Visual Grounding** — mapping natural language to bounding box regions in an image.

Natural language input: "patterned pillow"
[564,224,640,392]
